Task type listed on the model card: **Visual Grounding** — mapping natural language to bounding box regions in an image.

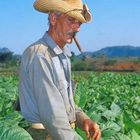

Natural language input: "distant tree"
[0,51,13,63]
[9,54,21,67]
[137,57,140,62]
[81,54,86,61]
[0,47,21,69]
[72,60,86,71]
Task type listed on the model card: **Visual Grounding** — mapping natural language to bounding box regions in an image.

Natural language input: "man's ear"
[49,13,57,26]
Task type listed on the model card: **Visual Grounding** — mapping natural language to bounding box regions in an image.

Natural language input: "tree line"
[0,48,20,68]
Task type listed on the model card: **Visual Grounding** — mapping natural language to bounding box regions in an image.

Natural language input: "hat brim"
[34,0,92,23]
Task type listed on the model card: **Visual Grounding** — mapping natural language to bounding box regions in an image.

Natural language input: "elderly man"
[19,0,101,140]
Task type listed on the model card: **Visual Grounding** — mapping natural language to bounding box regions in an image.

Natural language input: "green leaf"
[101,121,121,139]
[123,111,140,134]
[130,129,140,140]
[0,123,33,140]
[75,83,88,108]
[102,103,121,121]
[75,127,87,140]
[102,110,115,120]
[102,129,116,139]
[113,132,131,140]
[110,102,121,115]
[90,112,101,122]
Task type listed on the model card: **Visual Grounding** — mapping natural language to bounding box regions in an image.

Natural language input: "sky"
[0,0,140,55]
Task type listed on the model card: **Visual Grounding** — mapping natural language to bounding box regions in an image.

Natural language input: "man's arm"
[75,106,101,140]
[75,106,90,128]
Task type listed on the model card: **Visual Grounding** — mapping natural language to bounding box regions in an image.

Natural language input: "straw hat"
[33,0,92,23]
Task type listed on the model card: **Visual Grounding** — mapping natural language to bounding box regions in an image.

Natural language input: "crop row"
[0,72,140,139]
[74,72,140,140]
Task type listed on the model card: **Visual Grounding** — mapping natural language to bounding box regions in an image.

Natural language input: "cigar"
[73,36,83,53]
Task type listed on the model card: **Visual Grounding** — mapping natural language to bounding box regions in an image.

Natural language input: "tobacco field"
[0,72,140,140]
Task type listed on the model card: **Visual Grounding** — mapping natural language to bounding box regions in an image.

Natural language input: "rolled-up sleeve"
[28,54,77,140]
[75,106,90,129]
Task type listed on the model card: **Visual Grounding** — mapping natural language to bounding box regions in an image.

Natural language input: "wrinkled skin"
[48,12,82,49]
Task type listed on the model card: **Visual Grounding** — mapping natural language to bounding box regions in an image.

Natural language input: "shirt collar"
[42,32,72,57]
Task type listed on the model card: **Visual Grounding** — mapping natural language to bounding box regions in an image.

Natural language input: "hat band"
[65,8,90,20]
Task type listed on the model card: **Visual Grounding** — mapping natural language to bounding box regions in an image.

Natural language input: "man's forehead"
[61,13,82,22]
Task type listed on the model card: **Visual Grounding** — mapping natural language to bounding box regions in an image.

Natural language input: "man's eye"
[67,17,82,26]
[68,18,74,22]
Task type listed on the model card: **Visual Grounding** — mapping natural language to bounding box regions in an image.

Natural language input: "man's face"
[53,13,82,45]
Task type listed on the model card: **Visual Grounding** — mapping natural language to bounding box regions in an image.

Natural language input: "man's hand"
[82,119,101,140]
